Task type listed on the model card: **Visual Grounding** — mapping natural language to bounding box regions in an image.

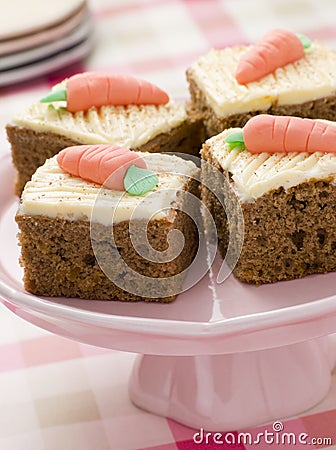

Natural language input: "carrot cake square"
[7,72,204,195]
[187,30,336,137]
[201,114,336,284]
[16,147,200,302]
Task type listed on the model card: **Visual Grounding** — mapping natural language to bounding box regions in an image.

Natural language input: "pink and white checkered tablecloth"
[1,0,336,449]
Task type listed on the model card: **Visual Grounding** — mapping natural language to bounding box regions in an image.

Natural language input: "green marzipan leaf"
[296,33,311,50]
[224,130,244,144]
[124,165,159,196]
[225,131,246,151]
[40,88,67,103]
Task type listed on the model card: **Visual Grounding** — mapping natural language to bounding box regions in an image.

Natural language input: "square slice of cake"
[187,41,336,138]
[7,75,204,195]
[16,151,199,302]
[201,116,336,284]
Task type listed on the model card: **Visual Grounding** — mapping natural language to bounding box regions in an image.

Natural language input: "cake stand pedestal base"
[129,336,336,431]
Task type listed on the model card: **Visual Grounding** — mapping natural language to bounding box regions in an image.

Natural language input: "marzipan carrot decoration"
[57,145,159,195]
[235,29,311,84]
[40,72,170,112]
[224,115,336,154]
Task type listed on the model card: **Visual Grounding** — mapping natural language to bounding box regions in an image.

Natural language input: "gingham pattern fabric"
[0,0,336,449]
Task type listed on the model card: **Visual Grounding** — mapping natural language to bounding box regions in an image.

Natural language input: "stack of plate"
[0,0,92,87]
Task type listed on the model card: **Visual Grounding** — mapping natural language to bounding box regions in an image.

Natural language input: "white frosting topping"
[18,153,198,225]
[189,43,336,116]
[204,127,336,202]
[12,100,187,149]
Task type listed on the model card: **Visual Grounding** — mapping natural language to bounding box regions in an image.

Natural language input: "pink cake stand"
[1,153,336,431]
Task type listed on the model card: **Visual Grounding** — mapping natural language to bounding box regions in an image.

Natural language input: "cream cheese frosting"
[189,42,336,117]
[205,126,336,202]
[18,153,198,226]
[12,100,187,149]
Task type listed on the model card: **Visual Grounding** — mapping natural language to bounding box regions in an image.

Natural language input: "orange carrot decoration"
[224,115,336,154]
[57,145,158,195]
[235,29,311,84]
[40,72,170,112]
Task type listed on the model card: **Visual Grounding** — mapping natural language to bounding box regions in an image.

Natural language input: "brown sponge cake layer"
[16,207,198,302]
[187,73,336,138]
[7,115,204,196]
[202,142,336,285]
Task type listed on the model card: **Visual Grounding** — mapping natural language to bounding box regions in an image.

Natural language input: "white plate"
[0,6,88,56]
[0,17,91,71]
[1,153,336,355]
[0,0,85,41]
[0,36,92,87]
